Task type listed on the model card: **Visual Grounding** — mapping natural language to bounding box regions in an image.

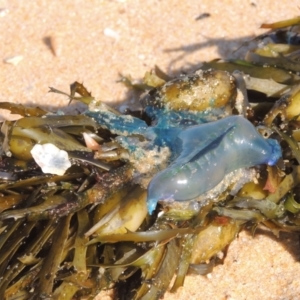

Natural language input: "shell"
[30,143,71,175]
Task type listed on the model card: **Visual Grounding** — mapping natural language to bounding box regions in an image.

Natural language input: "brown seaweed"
[1,16,300,300]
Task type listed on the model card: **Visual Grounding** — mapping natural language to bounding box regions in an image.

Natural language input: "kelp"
[1,16,300,300]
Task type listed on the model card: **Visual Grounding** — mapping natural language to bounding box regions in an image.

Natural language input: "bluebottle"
[147,115,282,214]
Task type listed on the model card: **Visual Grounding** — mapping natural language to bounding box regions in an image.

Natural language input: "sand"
[1,1,300,299]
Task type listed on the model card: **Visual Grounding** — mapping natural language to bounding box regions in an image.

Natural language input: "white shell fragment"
[3,55,23,65]
[0,8,9,18]
[30,143,71,175]
[103,28,119,40]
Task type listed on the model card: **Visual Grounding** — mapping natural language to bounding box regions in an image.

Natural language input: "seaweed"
[1,17,300,300]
